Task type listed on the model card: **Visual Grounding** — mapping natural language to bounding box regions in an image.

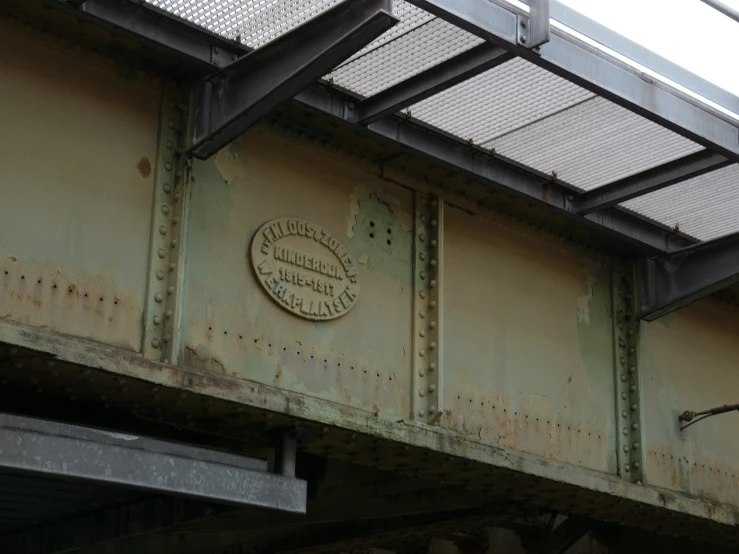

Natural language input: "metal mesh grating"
[327,18,482,97]
[486,96,702,190]
[624,165,739,241]
[410,58,595,146]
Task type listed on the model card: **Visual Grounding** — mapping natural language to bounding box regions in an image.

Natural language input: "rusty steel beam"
[190,0,398,159]
[640,231,739,320]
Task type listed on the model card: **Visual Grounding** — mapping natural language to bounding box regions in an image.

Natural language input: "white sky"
[558,0,739,96]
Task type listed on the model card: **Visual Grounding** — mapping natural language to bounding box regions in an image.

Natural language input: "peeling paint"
[214,143,247,185]
[346,181,412,239]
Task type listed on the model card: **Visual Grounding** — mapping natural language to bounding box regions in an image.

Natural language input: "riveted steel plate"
[250,218,360,320]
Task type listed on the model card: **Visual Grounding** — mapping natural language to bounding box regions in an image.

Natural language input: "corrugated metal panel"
[328,18,482,97]
[486,96,702,190]
[624,165,739,241]
[410,58,595,146]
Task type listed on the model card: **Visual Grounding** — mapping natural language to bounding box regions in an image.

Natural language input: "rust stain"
[137,156,151,177]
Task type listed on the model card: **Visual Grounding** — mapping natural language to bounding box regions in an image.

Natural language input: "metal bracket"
[517,0,550,48]
[412,193,444,424]
[612,262,644,484]
[142,85,191,364]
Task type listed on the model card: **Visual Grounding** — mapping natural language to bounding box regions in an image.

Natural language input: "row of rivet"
[412,192,443,424]
[613,262,644,484]
[142,86,189,363]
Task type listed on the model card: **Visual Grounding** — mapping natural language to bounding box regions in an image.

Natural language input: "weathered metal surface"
[441,207,616,473]
[641,299,739,507]
[0,25,160,352]
[183,129,414,417]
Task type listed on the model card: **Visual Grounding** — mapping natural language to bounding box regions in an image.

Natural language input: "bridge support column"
[142,85,191,364]
[412,193,444,424]
[612,261,645,484]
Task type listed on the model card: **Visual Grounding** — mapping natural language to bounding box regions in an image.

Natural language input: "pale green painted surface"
[0,27,160,351]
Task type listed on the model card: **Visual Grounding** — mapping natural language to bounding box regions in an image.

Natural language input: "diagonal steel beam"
[574,150,732,215]
[405,0,739,162]
[351,44,515,125]
[640,232,739,320]
[190,0,398,159]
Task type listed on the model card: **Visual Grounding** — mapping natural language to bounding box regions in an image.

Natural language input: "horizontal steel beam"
[701,0,739,24]
[53,0,246,71]
[297,85,693,254]
[190,0,398,159]
[351,44,515,125]
[405,0,739,162]
[0,413,307,512]
[574,150,732,215]
[640,232,739,320]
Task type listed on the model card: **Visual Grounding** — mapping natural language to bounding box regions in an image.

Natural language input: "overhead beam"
[0,413,307,512]
[640,232,739,320]
[190,0,398,159]
[574,150,732,215]
[700,0,739,24]
[404,0,739,162]
[351,43,515,125]
[53,0,246,71]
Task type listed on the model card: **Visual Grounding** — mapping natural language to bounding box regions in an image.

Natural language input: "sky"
[557,0,739,97]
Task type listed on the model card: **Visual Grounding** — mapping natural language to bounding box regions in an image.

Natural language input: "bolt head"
[154,293,163,303]
[151,338,160,348]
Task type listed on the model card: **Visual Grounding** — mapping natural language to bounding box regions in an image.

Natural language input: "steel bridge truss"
[52,0,739,320]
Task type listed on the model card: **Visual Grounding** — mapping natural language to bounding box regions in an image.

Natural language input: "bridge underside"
[2,1,739,553]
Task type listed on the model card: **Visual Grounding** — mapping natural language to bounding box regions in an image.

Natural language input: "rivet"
[620,357,625,365]
[420,271,426,279]
[171,239,178,247]
[419,329,426,337]
[158,248,166,258]
[151,338,161,348]
[629,366,636,373]
[419,310,426,318]
[429,321,436,329]
[630,384,637,392]
[167,285,175,295]
[622,410,627,418]
[165,140,173,149]
[429,384,436,392]
[429,362,437,371]
[631,404,637,411]
[156,271,164,280]
[627,330,634,336]
[621,392,627,400]
[163,358,169,364]
[418,348,425,357]
[429,405,437,414]
[419,389,425,397]
[169,262,176,271]
[154,293,163,303]
[620,374,627,382]
[624,445,630,452]
[430,279,437,288]
[419,234,426,242]
[430,259,437,266]
[633,461,640,469]
[174,192,181,201]
[153,315,162,325]
[429,300,437,309]
[430,219,437,227]
[161,204,170,214]
[159,226,167,235]
[167,120,175,129]
[164,162,173,171]
[625,465,630,472]
[164,334,171,342]
[431,239,437,247]
[419,252,426,261]
[165,310,173,319]
[419,369,425,377]
[429,341,436,350]
[172,216,179,224]
[632,442,639,450]
[420,216,426,223]
[163,184,171,193]
[623,428,629,435]
[628,347,635,354]
[419,290,426,298]
[631,423,638,430]
[418,410,425,416]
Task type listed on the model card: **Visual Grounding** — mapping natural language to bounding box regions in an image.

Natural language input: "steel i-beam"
[190,0,398,159]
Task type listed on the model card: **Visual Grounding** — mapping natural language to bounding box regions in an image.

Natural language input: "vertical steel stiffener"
[612,262,644,483]
[142,85,191,363]
[413,193,444,423]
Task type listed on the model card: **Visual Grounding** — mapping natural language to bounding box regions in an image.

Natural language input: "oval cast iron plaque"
[250,218,359,320]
